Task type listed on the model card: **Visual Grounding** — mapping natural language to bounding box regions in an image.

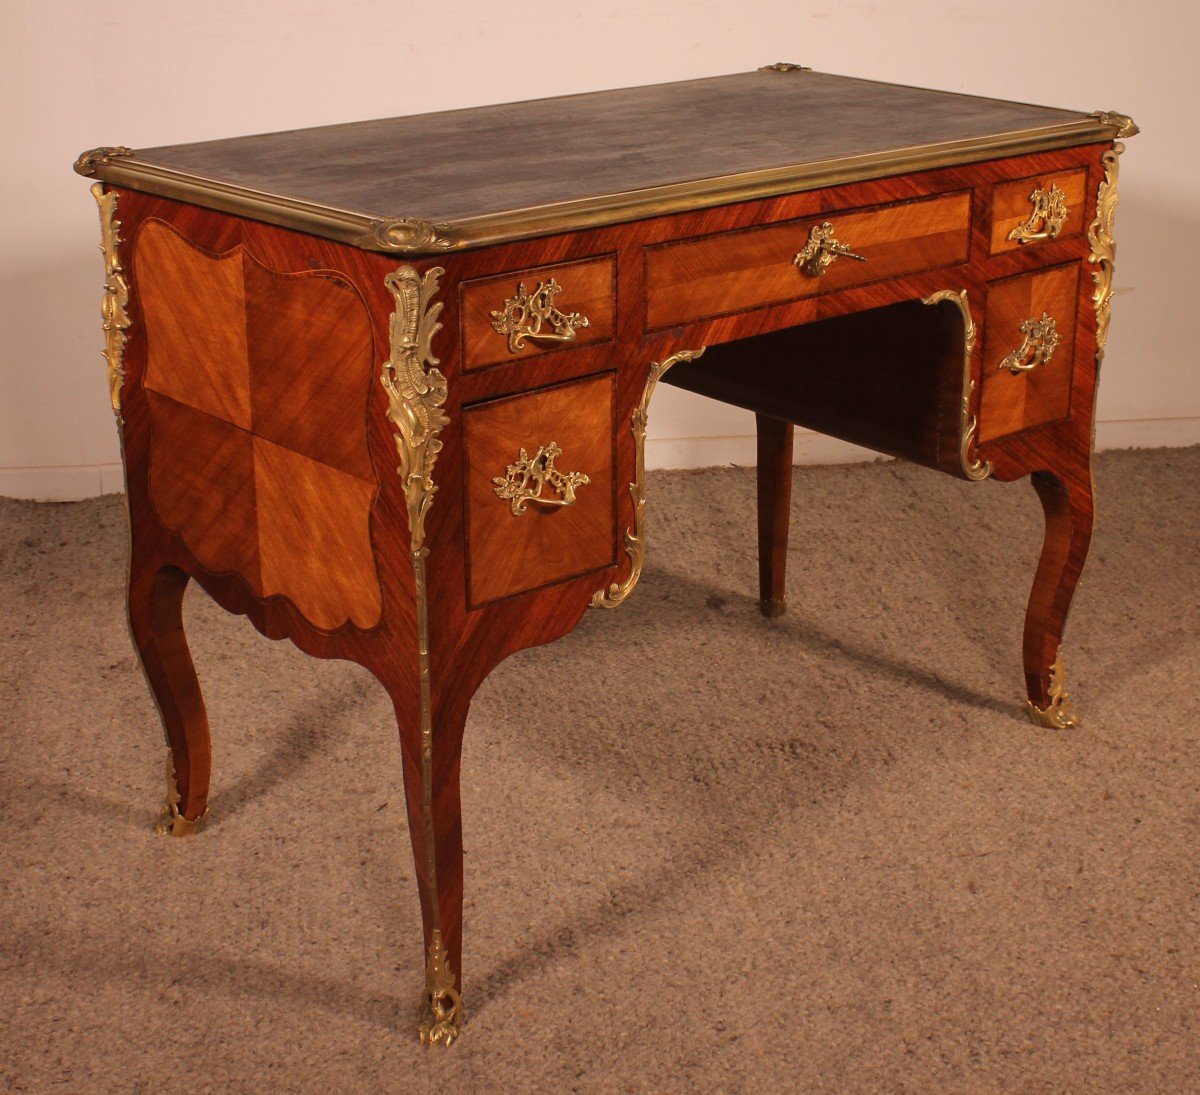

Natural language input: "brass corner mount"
[74,146,135,176]
[1089,111,1139,139]
[360,216,458,254]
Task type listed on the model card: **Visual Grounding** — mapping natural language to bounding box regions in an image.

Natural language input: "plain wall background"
[2,0,1195,499]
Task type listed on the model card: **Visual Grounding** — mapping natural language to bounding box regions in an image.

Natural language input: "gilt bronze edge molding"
[74,118,1118,256]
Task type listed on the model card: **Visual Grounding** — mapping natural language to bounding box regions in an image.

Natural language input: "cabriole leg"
[127,561,212,834]
[1023,468,1094,728]
[393,690,466,1046]
[756,413,794,618]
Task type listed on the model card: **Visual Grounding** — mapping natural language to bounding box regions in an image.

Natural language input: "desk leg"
[393,687,466,1046]
[756,414,794,618]
[1023,467,1093,728]
[127,560,212,834]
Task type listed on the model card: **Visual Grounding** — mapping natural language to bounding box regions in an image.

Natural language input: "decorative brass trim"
[999,313,1061,374]
[1089,111,1139,139]
[493,442,589,515]
[759,62,812,72]
[75,114,1125,255]
[1088,143,1128,369]
[418,929,463,1046]
[380,265,460,1045]
[920,289,992,482]
[91,183,131,418]
[490,279,590,353]
[382,267,450,554]
[1027,655,1080,728]
[358,216,458,253]
[793,222,867,277]
[1007,184,1069,244]
[75,145,134,176]
[153,756,209,837]
[591,348,706,609]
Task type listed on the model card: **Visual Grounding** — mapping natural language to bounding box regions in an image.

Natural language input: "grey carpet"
[1,447,1197,1093]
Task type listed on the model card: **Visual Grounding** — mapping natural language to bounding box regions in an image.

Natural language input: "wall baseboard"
[2,418,1197,500]
[0,463,125,502]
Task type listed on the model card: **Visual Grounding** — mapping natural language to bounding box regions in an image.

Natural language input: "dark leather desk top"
[75,67,1120,254]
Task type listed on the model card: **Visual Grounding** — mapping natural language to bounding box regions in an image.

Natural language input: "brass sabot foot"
[1026,655,1080,729]
[417,929,463,1046]
[759,597,787,619]
[154,800,210,837]
[154,754,209,836]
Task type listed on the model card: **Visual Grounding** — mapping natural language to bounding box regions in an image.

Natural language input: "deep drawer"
[463,373,616,606]
[979,264,1081,444]
[645,190,971,329]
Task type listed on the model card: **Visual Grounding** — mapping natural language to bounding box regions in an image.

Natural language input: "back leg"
[756,413,794,618]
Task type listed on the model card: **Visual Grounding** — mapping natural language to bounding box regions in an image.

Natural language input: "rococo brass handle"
[493,442,590,515]
[793,221,867,277]
[1007,184,1069,244]
[999,313,1061,374]
[490,278,590,353]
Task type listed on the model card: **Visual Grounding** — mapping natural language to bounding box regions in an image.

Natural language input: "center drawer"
[645,190,971,330]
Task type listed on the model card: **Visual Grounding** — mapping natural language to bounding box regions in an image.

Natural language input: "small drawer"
[463,373,616,606]
[645,190,971,330]
[979,264,1080,444]
[989,168,1088,254]
[460,256,616,372]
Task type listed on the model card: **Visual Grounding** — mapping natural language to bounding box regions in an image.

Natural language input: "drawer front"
[463,374,616,606]
[461,256,616,372]
[646,191,971,330]
[979,264,1080,444]
[989,168,1089,254]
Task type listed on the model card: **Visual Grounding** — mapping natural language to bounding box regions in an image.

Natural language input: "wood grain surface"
[136,220,381,631]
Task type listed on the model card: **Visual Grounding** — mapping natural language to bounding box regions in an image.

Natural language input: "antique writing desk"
[76,66,1136,1045]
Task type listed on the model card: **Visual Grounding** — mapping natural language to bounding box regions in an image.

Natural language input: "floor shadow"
[8,914,406,1033]
[214,674,374,825]
[584,561,1014,718]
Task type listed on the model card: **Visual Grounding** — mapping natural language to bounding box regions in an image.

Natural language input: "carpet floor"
[1,447,1197,1093]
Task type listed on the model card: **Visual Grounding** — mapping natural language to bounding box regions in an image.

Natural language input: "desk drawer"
[979,264,1080,443]
[463,373,616,606]
[461,256,616,372]
[645,191,971,329]
[989,168,1088,254]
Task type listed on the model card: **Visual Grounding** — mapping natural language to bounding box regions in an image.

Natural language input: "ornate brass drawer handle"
[493,442,590,515]
[793,221,867,277]
[490,278,590,353]
[999,313,1061,374]
[1008,184,1069,244]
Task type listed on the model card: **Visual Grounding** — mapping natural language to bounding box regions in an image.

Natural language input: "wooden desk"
[75,66,1137,1045]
